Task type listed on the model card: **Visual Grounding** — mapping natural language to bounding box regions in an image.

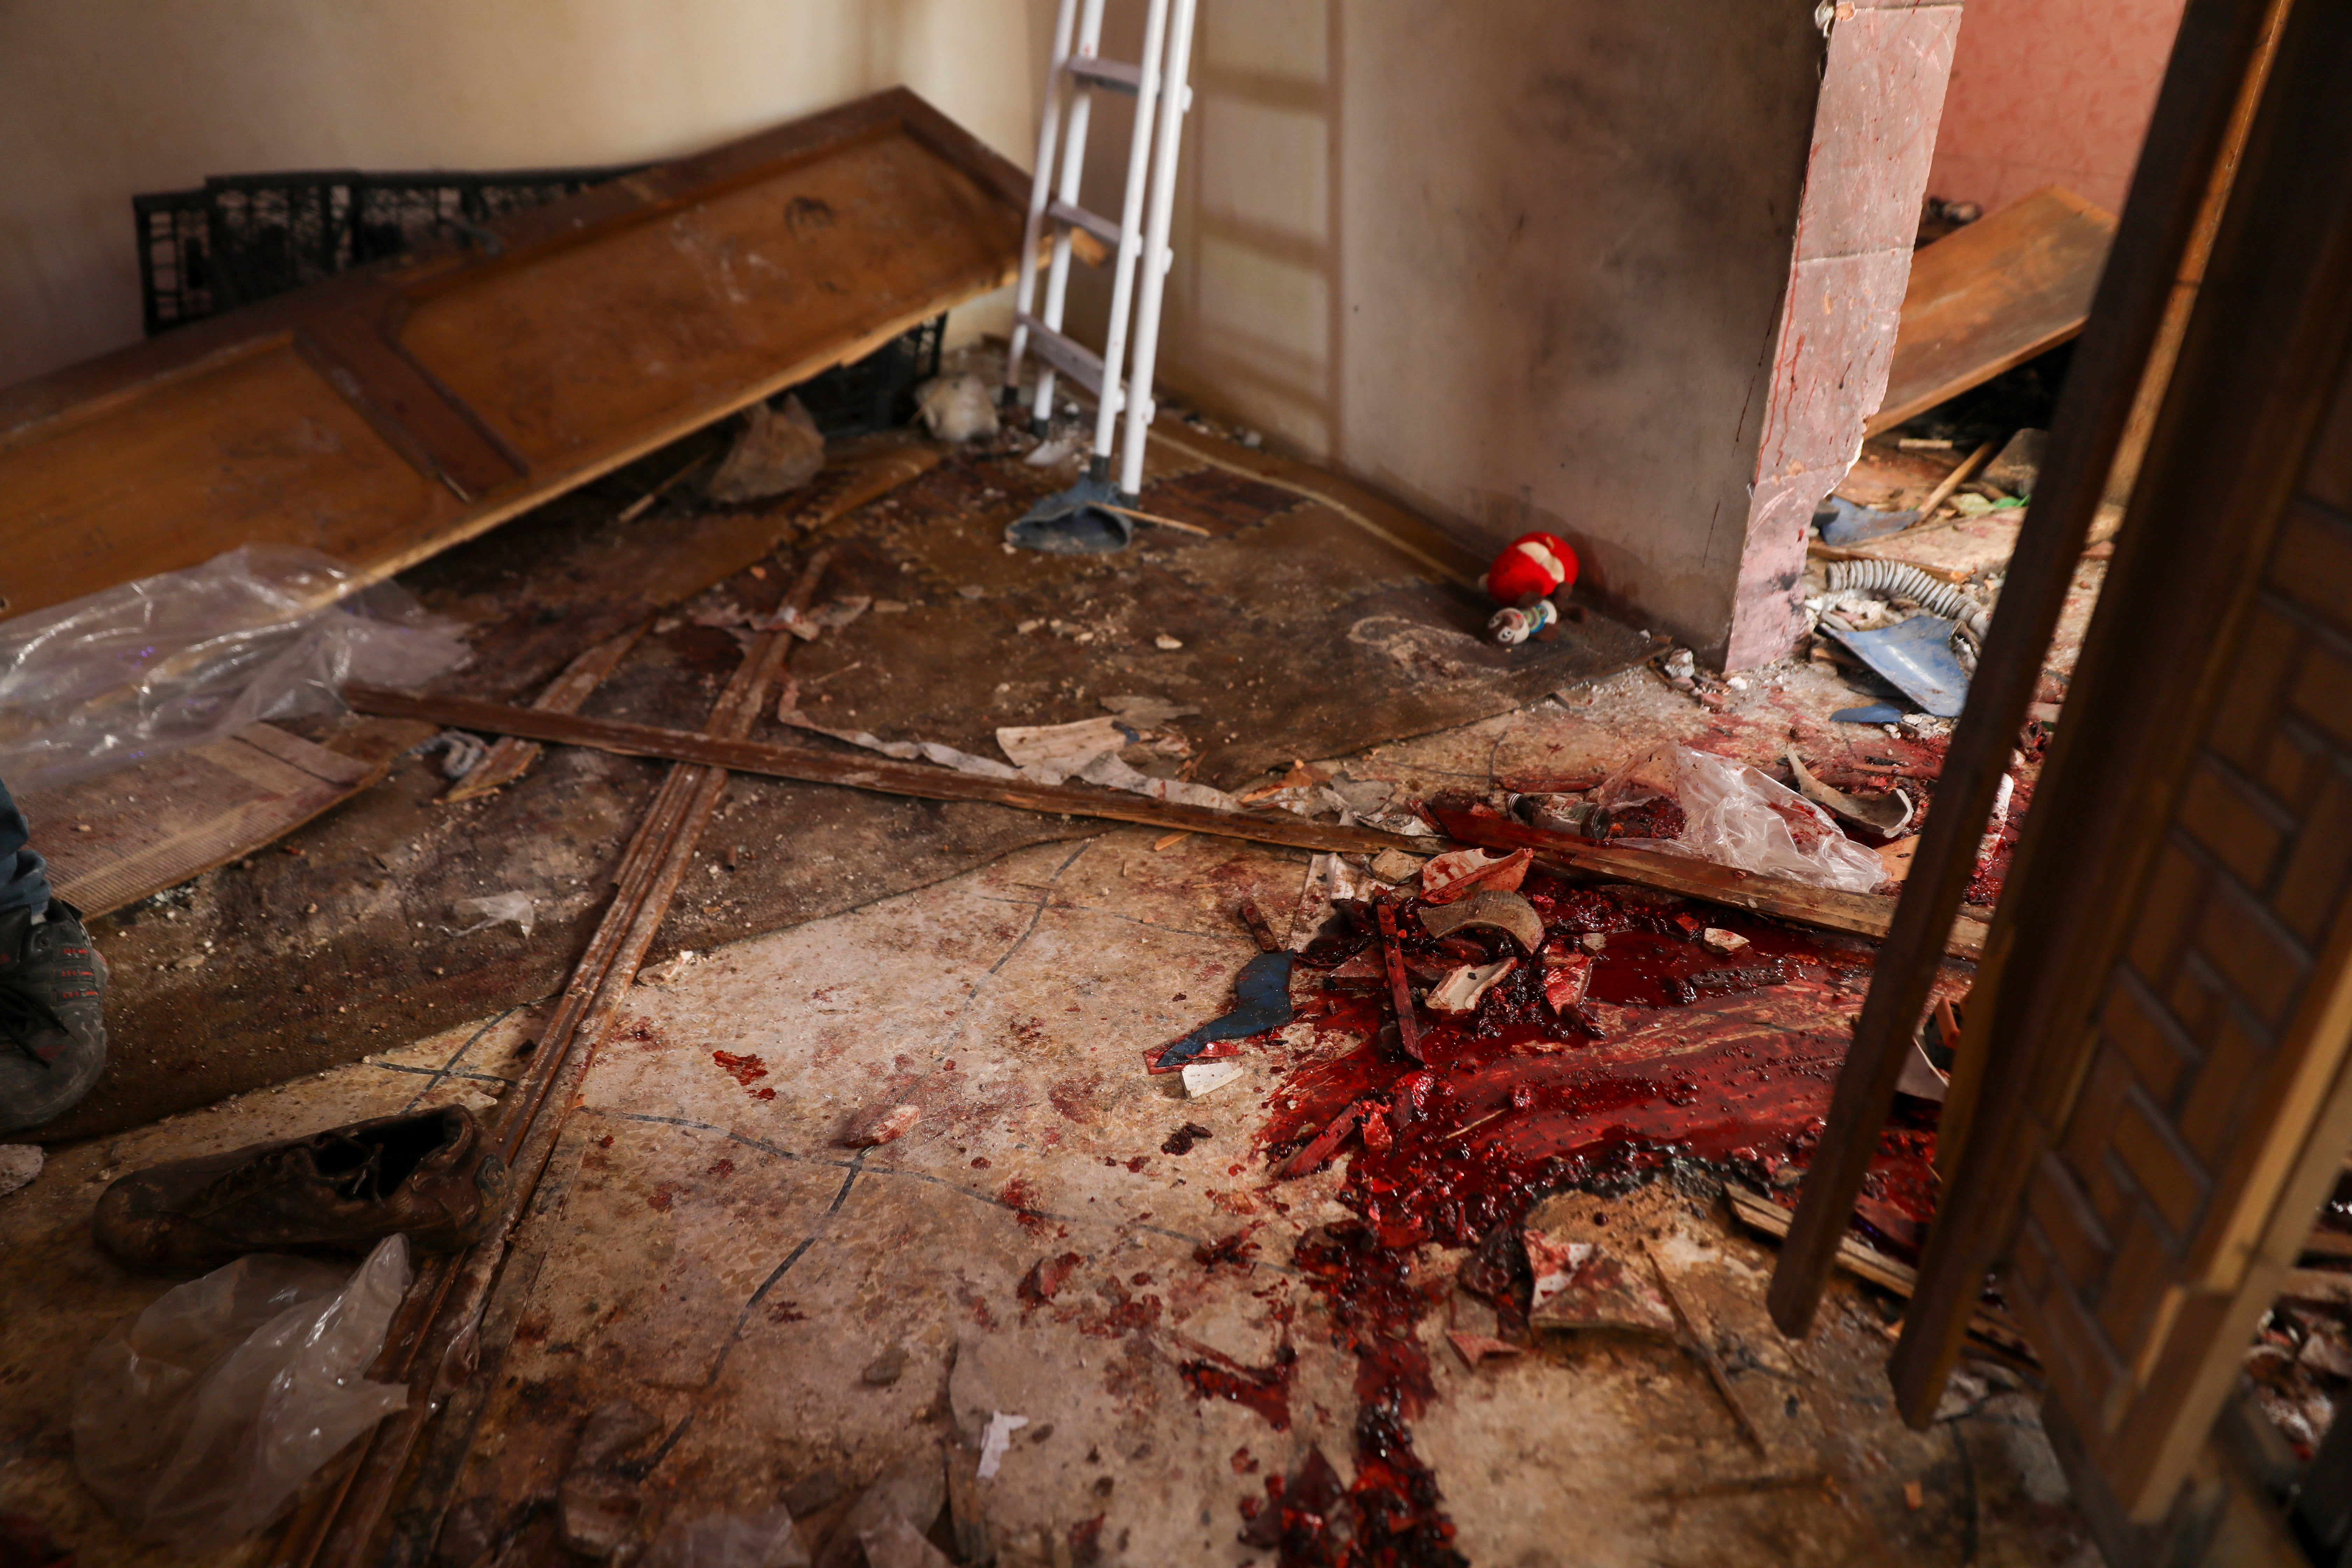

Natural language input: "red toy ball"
[1484,531,1579,604]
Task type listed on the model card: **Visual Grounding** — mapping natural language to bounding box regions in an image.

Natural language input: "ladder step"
[1016,313,1117,407]
[1047,198,1122,249]
[1065,55,1143,94]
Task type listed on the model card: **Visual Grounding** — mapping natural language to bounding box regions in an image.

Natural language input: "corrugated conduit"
[1824,559,1992,641]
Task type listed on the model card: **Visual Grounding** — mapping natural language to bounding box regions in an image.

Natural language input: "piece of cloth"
[0,776,51,917]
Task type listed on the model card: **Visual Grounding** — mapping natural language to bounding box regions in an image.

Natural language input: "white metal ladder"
[1002,0,1199,503]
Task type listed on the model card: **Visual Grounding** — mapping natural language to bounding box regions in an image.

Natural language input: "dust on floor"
[0,660,2099,1567]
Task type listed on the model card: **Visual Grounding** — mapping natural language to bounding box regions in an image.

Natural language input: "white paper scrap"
[977,1410,1030,1478]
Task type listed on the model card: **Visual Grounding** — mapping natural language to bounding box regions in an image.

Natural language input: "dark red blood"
[999,1177,1047,1235]
[1237,866,1936,1568]
[1591,794,1686,841]
[1180,1342,1296,1431]
[1163,1122,1215,1155]
[710,1049,768,1087]
[1019,1251,1082,1304]
[1194,1231,1260,1270]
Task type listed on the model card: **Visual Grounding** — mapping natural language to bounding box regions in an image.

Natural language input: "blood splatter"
[1180,1342,1297,1430]
[710,1049,769,1088]
[1225,867,1943,1566]
[999,1176,1048,1235]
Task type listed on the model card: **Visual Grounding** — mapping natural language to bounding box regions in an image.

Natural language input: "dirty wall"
[1057,0,1831,661]
[6,0,1842,664]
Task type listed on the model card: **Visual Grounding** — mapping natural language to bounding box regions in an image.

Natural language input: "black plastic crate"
[135,164,641,335]
[792,314,947,437]
[132,163,946,437]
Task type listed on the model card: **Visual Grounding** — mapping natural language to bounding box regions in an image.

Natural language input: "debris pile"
[1168,842,1951,1561]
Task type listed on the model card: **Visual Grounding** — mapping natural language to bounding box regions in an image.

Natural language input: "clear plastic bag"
[0,545,467,790]
[647,1505,810,1567]
[1592,744,1888,893]
[72,1236,412,1548]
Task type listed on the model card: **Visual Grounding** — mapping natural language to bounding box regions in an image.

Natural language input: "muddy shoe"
[0,900,108,1138]
[94,1106,509,1270]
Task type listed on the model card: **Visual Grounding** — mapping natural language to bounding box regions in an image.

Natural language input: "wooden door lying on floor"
[0,88,1032,624]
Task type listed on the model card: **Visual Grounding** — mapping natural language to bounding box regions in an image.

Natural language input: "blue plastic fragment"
[1821,615,1970,718]
[1813,496,1921,546]
[1005,474,1136,555]
[1830,703,1906,724]
[1154,950,1295,1069]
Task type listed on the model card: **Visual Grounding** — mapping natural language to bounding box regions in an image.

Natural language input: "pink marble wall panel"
[1928,0,2188,217]
[1724,4,1960,671]
[1799,5,1964,262]
[1728,248,1914,672]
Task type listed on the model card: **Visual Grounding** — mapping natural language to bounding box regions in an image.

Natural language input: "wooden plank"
[0,89,1029,623]
[440,626,646,805]
[285,568,827,1568]
[1864,187,2118,436]
[346,685,1431,858]
[356,686,1990,955]
[1423,805,1988,959]
[16,722,402,916]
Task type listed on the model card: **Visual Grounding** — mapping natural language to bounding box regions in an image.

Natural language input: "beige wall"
[7,0,1847,658]
[1055,0,1829,656]
[0,0,1044,387]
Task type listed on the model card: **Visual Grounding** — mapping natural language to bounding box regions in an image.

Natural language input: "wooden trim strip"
[348,684,1430,856]
[1423,805,1987,960]
[281,580,814,1568]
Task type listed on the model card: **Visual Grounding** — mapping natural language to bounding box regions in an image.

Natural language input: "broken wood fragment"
[1236,899,1282,953]
[1375,901,1426,1063]
[1726,1183,2035,1364]
[1866,186,2117,436]
[443,624,648,803]
[1422,804,1987,960]
[1645,1240,1767,1455]
[351,689,1983,964]
[1279,1101,1364,1179]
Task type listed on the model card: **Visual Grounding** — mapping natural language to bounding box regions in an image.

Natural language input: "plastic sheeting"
[1594,744,1889,894]
[0,545,467,790]
[72,1236,412,1548]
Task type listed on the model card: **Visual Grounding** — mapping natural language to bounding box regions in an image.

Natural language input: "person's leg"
[0,775,103,1136]
[0,775,52,916]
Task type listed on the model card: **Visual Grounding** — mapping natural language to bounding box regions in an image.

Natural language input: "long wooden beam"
[349,686,1976,956]
[1424,806,1986,961]
[350,684,1427,856]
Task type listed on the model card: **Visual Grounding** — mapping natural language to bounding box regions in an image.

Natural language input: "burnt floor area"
[0,656,2102,1568]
